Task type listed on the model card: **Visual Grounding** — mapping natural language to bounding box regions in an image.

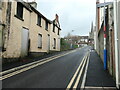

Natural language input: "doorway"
[21,27,29,57]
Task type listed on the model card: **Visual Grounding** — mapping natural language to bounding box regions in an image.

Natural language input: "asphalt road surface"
[2,46,90,88]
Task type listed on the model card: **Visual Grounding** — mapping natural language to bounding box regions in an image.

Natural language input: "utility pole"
[71,30,74,49]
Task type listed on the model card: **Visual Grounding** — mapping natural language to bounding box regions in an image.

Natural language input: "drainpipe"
[103,0,107,70]
[113,0,119,89]
[96,0,100,54]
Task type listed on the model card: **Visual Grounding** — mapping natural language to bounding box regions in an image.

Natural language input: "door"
[21,28,29,57]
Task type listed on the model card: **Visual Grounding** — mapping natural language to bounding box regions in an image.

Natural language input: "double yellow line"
[0,49,78,80]
[66,52,89,89]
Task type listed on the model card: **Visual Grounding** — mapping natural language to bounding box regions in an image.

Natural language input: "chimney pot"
[55,14,59,22]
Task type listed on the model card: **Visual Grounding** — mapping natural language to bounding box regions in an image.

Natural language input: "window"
[58,29,60,35]
[53,38,56,49]
[0,25,3,49]
[53,25,55,32]
[48,34,50,50]
[37,15,41,26]
[38,34,42,48]
[45,21,48,30]
[0,1,2,9]
[16,2,23,19]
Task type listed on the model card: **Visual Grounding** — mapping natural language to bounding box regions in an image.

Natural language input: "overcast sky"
[31,0,113,37]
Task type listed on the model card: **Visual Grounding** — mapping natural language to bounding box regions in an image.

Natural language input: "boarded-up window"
[53,38,56,49]
[48,35,50,50]
[16,2,23,19]
[38,34,42,48]
[37,15,41,26]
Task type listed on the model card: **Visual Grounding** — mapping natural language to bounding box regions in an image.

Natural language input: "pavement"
[1,46,117,89]
[84,50,116,90]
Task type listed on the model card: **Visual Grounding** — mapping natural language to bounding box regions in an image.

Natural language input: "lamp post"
[70,30,74,49]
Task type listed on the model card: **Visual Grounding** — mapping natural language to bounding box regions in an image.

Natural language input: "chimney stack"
[96,0,99,4]
[55,14,59,22]
[28,0,37,9]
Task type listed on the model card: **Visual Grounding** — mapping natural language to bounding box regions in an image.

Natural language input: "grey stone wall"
[117,1,120,83]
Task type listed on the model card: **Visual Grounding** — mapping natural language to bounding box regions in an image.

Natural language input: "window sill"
[45,28,48,31]
[37,24,42,27]
[14,15,24,21]
[53,47,56,49]
[38,47,42,49]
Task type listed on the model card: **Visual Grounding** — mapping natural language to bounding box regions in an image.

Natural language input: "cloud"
[36,0,96,37]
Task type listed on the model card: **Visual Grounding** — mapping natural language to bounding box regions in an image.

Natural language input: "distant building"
[0,0,61,59]
[64,35,89,48]
[50,14,61,51]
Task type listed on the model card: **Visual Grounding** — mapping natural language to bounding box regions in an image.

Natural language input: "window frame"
[58,28,60,35]
[53,25,55,33]
[37,14,42,26]
[0,1,2,9]
[45,21,48,30]
[38,34,42,48]
[15,2,24,21]
[53,38,56,49]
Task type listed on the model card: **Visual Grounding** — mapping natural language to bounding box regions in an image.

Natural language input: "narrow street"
[2,47,89,88]
[1,0,120,89]
[1,46,115,89]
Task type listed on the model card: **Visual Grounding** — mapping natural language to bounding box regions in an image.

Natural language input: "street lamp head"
[72,30,74,32]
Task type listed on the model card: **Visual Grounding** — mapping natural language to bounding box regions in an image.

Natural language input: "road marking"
[1,60,50,80]
[80,52,90,89]
[0,55,58,75]
[1,49,78,75]
[0,49,78,80]
[1,52,71,75]
[84,86,116,89]
[73,53,88,88]
[66,54,86,88]
[66,52,88,89]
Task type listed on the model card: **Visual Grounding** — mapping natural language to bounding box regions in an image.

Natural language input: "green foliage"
[60,38,70,51]
[60,38,78,51]
[73,45,78,49]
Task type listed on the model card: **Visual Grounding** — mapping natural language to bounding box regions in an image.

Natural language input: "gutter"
[97,2,113,8]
